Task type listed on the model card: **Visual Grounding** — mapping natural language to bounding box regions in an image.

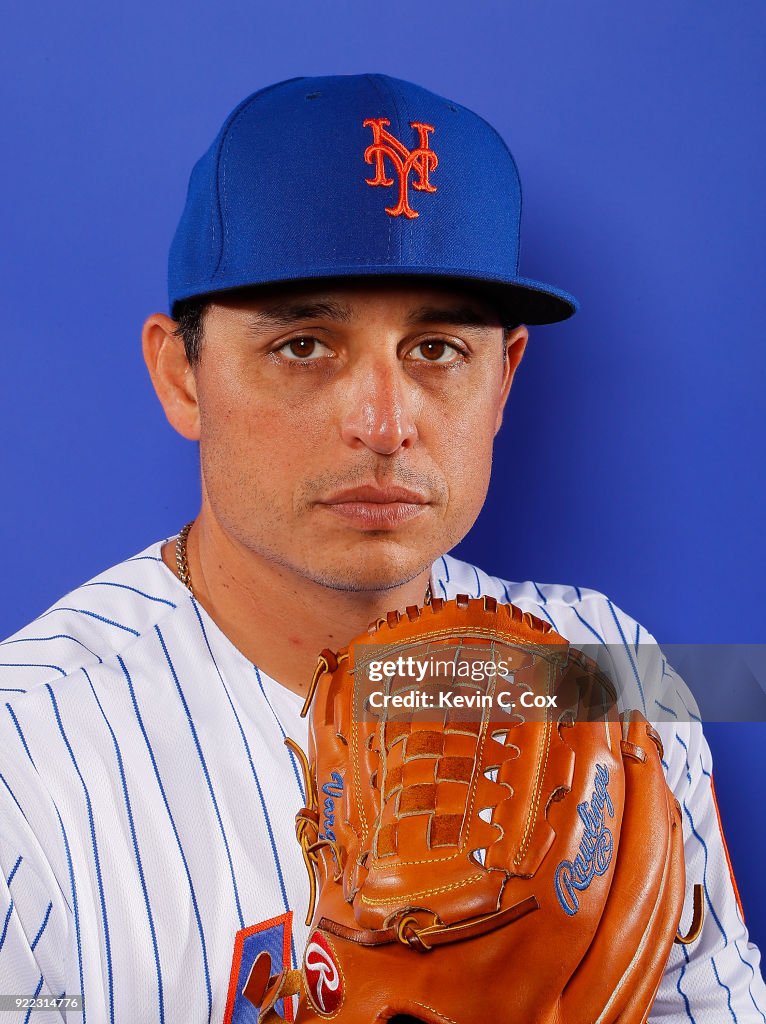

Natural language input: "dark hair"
[173,297,208,365]
[173,296,519,366]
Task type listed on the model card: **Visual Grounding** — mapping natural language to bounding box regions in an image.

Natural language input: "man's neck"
[161,516,433,699]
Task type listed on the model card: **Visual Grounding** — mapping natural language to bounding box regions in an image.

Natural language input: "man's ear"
[142,314,200,441]
[494,325,529,434]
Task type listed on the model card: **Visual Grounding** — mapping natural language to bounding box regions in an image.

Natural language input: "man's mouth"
[318,485,430,529]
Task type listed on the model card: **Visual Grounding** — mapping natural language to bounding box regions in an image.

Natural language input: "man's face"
[186,281,525,593]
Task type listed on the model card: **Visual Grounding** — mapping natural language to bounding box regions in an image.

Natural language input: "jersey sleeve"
[0,755,72,1022]
[642,657,766,1022]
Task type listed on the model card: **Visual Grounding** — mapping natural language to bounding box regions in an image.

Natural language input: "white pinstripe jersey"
[0,540,764,1024]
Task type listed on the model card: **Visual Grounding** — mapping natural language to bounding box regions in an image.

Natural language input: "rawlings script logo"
[305,933,343,1014]
[320,772,343,843]
[363,118,438,219]
[554,763,614,916]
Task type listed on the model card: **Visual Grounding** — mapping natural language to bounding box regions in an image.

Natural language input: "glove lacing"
[287,736,344,925]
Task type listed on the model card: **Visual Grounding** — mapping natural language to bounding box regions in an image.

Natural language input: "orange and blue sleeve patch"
[223,912,294,1024]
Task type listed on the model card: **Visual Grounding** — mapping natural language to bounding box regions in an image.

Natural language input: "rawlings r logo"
[363,118,437,218]
[554,763,615,916]
[304,931,344,1015]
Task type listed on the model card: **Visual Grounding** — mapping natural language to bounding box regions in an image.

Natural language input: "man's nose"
[338,358,419,455]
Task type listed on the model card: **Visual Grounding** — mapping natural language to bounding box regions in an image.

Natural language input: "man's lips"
[317,486,430,529]
[321,485,429,505]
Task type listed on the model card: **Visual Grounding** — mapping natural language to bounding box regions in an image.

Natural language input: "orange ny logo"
[363,118,438,219]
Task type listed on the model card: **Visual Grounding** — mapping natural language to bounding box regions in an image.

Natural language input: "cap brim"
[171,270,577,326]
[490,275,578,325]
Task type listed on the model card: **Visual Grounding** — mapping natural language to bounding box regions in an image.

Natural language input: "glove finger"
[561,716,685,1024]
[611,792,685,1024]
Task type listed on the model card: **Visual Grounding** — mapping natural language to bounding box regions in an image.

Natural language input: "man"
[0,74,763,1023]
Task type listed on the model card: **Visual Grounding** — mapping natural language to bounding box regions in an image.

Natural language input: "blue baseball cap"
[168,74,578,324]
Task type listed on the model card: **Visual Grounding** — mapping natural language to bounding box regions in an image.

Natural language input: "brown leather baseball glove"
[244,596,702,1024]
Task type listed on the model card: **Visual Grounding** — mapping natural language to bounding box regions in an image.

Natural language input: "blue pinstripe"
[674,688,702,723]
[155,624,244,930]
[472,567,482,597]
[438,580,448,601]
[253,666,305,804]
[606,600,646,713]
[30,902,52,951]
[0,856,23,951]
[534,603,559,631]
[87,671,164,1023]
[38,607,140,637]
[655,699,678,718]
[0,773,28,822]
[81,582,177,608]
[676,943,698,1024]
[189,603,297,967]
[532,582,547,605]
[675,734,729,946]
[6,705,35,765]
[46,682,114,1023]
[3,755,81,990]
[22,973,44,1024]
[0,901,12,952]
[572,608,605,644]
[659,661,701,720]
[711,955,738,1023]
[11,711,85,1024]
[1,634,104,664]
[5,856,22,888]
[734,939,766,1023]
[117,654,212,1022]
[439,556,450,583]
[0,688,27,693]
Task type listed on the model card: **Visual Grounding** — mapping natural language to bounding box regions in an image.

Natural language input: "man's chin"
[308,566,428,595]
[298,547,434,596]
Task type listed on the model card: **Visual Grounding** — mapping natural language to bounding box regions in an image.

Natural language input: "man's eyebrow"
[405,305,501,328]
[241,300,500,331]
[244,300,353,329]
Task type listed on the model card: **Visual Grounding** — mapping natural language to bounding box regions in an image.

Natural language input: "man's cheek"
[443,438,494,510]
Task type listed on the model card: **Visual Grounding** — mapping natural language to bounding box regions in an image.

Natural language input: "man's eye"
[409,340,463,364]
[277,337,329,360]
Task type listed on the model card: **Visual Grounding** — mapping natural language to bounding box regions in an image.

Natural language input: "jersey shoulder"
[433,552,649,646]
[0,540,184,694]
[434,552,700,725]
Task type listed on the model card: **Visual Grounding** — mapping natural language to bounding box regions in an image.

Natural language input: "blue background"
[1,1,764,950]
